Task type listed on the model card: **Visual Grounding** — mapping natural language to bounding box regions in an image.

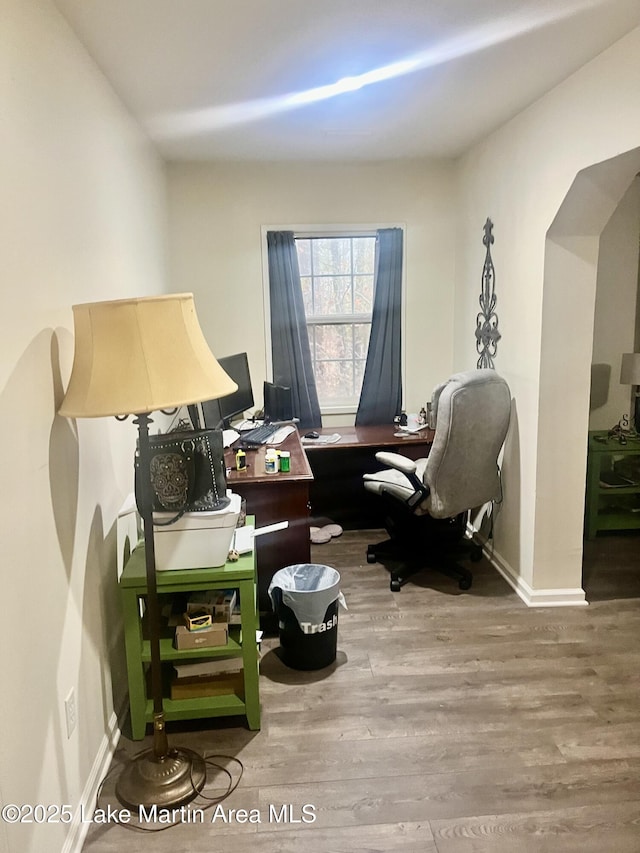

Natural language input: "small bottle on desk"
[278,450,291,473]
[265,448,279,474]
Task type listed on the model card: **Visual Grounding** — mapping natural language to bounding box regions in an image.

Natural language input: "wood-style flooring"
[82,530,640,852]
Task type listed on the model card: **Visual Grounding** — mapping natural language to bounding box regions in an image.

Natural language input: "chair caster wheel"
[458,577,472,590]
[367,552,377,564]
[470,544,483,562]
[390,579,401,592]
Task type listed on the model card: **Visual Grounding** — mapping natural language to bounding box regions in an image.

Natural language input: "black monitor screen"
[263,381,294,422]
[217,352,254,426]
[188,396,224,430]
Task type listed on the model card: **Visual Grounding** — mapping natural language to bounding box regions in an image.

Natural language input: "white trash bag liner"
[268,564,347,626]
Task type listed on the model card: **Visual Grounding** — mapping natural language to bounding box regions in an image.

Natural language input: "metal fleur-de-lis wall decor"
[475,217,501,369]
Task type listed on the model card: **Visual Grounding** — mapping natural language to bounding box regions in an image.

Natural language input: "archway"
[534,147,640,602]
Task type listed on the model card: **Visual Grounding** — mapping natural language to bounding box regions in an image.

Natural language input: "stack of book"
[171,658,243,700]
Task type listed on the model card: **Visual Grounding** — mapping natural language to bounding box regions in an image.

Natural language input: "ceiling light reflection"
[148,0,605,139]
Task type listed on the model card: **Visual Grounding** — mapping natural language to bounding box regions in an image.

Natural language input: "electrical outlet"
[65,688,77,738]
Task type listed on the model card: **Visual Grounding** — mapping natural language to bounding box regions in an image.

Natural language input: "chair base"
[366,514,482,592]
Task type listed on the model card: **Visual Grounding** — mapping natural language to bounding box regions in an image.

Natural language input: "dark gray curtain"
[267,231,321,429]
[355,227,403,426]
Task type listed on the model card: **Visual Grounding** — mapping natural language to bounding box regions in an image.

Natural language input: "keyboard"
[240,423,295,446]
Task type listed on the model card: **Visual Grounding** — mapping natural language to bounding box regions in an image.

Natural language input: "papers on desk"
[301,433,342,445]
[395,425,427,435]
[222,429,240,447]
[233,521,289,554]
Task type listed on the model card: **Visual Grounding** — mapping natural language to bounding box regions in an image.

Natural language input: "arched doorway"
[537,148,640,601]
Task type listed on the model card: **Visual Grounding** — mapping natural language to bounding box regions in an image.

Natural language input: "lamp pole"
[135,413,168,754]
[114,412,206,809]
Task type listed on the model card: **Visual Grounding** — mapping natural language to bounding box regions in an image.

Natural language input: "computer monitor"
[188,396,224,430]
[188,352,254,430]
[216,352,255,428]
[263,381,294,422]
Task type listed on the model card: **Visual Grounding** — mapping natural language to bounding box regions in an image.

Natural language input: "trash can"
[268,564,346,670]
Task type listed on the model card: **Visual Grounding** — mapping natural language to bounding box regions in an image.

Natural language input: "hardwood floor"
[82,531,640,852]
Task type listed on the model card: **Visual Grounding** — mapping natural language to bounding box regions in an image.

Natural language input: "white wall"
[0,2,166,851]
[456,26,640,602]
[590,179,640,431]
[167,160,456,421]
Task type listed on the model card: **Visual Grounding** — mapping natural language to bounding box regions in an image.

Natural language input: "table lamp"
[59,293,237,809]
[620,352,640,430]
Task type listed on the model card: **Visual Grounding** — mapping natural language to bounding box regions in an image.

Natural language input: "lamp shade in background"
[59,293,237,418]
[620,353,640,387]
[58,292,237,809]
[620,352,640,430]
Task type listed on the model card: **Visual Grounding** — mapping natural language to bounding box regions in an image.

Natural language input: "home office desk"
[302,425,433,528]
[225,430,313,614]
[223,425,431,612]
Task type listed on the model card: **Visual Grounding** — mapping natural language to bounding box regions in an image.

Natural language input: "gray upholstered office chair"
[363,369,511,591]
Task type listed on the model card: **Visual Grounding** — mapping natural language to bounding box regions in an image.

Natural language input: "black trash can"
[268,564,344,671]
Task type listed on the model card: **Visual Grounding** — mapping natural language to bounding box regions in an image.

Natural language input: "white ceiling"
[54,0,640,162]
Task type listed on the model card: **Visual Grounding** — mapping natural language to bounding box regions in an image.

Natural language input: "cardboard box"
[187,589,237,622]
[174,623,228,650]
[153,493,240,570]
[170,671,244,700]
[173,657,241,678]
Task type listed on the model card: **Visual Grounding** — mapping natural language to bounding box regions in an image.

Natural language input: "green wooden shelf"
[120,518,260,739]
[585,432,640,538]
[140,631,243,663]
[147,694,248,720]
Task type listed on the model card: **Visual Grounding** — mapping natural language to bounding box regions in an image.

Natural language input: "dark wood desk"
[225,430,313,614]
[224,425,431,612]
[302,424,432,528]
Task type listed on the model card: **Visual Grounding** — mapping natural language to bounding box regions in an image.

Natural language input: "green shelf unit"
[140,630,243,663]
[585,432,640,538]
[119,518,260,740]
[143,693,248,722]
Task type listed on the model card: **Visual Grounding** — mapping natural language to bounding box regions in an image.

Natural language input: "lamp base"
[115,747,207,810]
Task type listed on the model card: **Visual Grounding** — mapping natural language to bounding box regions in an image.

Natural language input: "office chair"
[363,369,511,591]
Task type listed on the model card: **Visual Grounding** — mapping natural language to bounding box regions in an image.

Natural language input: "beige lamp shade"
[620,353,640,386]
[59,293,237,418]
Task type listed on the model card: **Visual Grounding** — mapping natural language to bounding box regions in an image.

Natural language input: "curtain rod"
[293,230,378,239]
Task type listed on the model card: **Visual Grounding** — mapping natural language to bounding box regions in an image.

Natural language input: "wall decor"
[475,217,501,368]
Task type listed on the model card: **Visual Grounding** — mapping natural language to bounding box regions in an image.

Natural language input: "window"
[296,234,376,409]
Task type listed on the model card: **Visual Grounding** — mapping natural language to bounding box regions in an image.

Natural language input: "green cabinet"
[119,523,260,740]
[585,431,640,538]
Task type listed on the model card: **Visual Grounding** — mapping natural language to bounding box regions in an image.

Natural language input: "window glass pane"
[312,276,352,315]
[293,233,381,409]
[297,239,311,276]
[300,276,312,314]
[313,238,351,275]
[353,275,374,313]
[307,324,316,359]
[353,236,376,274]
[353,323,371,359]
[354,359,366,396]
[315,360,355,404]
[314,324,353,360]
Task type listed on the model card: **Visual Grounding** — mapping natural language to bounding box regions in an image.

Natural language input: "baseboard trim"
[61,710,122,853]
[472,531,588,607]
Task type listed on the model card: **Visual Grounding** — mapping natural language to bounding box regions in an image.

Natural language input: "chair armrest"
[375,451,417,475]
[374,451,428,507]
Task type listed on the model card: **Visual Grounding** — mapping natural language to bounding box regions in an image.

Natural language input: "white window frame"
[261,223,406,416]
